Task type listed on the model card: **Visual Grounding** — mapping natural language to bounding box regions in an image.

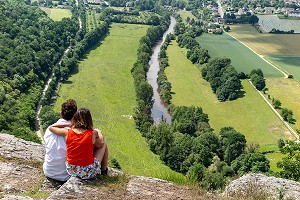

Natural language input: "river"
[146,16,176,125]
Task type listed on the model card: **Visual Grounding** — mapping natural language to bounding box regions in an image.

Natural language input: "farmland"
[40,7,72,21]
[229,24,300,81]
[54,23,184,182]
[257,15,300,33]
[165,41,291,170]
[196,33,283,77]
[229,24,300,57]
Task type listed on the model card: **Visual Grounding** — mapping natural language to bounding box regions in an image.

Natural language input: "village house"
[264,7,275,14]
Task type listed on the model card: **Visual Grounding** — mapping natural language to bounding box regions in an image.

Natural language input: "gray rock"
[1,195,34,200]
[0,133,44,161]
[223,173,300,200]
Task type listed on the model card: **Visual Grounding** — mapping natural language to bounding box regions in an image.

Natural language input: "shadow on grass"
[235,90,246,99]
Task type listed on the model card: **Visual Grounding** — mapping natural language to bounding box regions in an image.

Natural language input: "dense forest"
[0,0,78,142]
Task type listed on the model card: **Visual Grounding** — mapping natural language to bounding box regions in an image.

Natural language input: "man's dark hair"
[61,99,77,120]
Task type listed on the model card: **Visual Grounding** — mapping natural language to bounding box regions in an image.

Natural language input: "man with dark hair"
[43,99,77,187]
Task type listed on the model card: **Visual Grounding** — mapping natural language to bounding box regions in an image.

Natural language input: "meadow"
[165,41,291,170]
[40,7,72,21]
[196,33,283,77]
[177,10,196,22]
[54,23,184,182]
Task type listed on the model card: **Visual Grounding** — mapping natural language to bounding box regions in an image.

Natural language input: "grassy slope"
[196,33,283,77]
[165,41,288,146]
[54,23,184,182]
[40,7,72,21]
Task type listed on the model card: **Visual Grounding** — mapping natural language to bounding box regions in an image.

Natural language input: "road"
[248,80,299,142]
[217,0,224,18]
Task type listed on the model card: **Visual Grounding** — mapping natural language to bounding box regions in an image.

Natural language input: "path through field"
[225,31,298,141]
[225,32,288,78]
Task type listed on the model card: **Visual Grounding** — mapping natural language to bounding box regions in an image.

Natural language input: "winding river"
[147,16,176,124]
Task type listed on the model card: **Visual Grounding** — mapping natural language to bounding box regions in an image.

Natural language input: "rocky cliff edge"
[1,133,300,200]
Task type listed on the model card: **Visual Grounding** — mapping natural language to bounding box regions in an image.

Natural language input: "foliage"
[277,139,285,149]
[277,140,300,181]
[171,106,209,135]
[132,13,170,132]
[219,127,246,164]
[0,0,78,141]
[249,15,259,25]
[109,157,122,170]
[272,98,282,109]
[280,108,296,124]
[39,106,59,131]
[231,153,270,175]
[202,58,243,101]
[250,69,266,91]
[100,8,164,25]
[157,34,174,104]
[202,171,225,190]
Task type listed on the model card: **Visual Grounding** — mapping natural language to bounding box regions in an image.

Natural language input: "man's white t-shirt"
[43,119,70,181]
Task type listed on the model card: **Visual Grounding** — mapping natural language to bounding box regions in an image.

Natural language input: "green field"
[54,23,184,182]
[165,41,291,170]
[265,56,300,81]
[40,7,72,21]
[196,33,284,77]
[86,10,100,32]
[177,10,196,23]
[165,41,290,146]
[265,78,300,131]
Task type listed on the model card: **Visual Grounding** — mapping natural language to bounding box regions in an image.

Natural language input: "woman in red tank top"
[49,108,109,179]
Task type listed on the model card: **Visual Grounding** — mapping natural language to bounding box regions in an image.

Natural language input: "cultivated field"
[40,7,72,21]
[229,24,300,134]
[165,41,291,170]
[257,15,300,33]
[229,24,300,81]
[54,23,184,182]
[229,24,300,57]
[196,33,283,77]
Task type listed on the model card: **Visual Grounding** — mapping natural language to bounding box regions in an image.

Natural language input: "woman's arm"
[49,126,69,137]
[93,129,105,148]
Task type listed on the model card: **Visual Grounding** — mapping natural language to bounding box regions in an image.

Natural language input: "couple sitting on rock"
[43,99,109,186]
